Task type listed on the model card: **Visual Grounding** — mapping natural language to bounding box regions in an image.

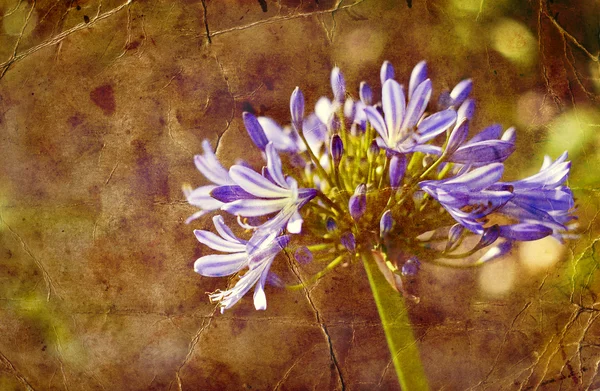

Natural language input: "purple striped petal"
[467,124,502,144]
[212,215,245,244]
[194,140,231,185]
[402,79,432,131]
[243,112,269,150]
[408,61,427,99]
[230,165,290,198]
[380,61,395,85]
[446,119,469,155]
[210,185,255,202]
[194,230,247,253]
[451,140,515,164]
[364,106,389,143]
[382,79,406,142]
[417,109,457,142]
[258,117,299,153]
[441,163,504,191]
[450,79,472,107]
[194,252,247,277]
[498,224,553,241]
[265,143,288,188]
[222,198,289,217]
[457,99,475,123]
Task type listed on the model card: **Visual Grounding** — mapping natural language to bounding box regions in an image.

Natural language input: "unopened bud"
[380,61,395,86]
[359,81,373,105]
[341,232,356,252]
[331,67,346,102]
[389,155,407,189]
[348,184,367,221]
[330,135,344,166]
[401,258,421,277]
[326,217,338,232]
[290,87,305,130]
[380,210,394,235]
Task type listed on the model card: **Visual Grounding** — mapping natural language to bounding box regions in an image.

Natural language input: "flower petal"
[416,109,457,143]
[382,79,406,143]
[266,143,288,188]
[210,185,255,203]
[243,112,269,150]
[258,117,299,152]
[451,140,515,164]
[402,79,432,131]
[194,253,247,277]
[364,106,389,143]
[194,229,247,252]
[229,165,290,198]
[441,163,504,191]
[498,224,553,241]
[222,198,290,217]
[408,61,427,99]
[212,215,245,244]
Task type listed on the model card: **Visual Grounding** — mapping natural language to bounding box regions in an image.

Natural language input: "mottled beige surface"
[1,0,599,390]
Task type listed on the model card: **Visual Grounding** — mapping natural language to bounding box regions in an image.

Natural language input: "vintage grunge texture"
[1,0,600,390]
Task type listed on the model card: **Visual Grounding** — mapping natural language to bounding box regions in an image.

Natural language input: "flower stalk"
[362,250,429,391]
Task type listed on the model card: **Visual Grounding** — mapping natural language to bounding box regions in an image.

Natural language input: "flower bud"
[290,87,305,130]
[473,225,500,251]
[389,155,407,189]
[401,258,421,277]
[380,60,395,86]
[341,232,356,252]
[330,134,344,166]
[294,246,313,265]
[348,183,367,221]
[379,210,394,235]
[445,224,464,252]
[368,140,380,159]
[326,217,338,232]
[243,112,269,151]
[331,67,346,102]
[359,81,373,105]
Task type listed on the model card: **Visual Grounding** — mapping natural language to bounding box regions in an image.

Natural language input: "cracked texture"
[1,0,599,389]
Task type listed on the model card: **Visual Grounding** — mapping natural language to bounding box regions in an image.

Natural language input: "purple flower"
[183,140,234,224]
[419,163,513,234]
[364,64,457,154]
[212,142,316,233]
[491,152,575,240]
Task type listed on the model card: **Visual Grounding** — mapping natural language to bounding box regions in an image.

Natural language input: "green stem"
[361,250,429,391]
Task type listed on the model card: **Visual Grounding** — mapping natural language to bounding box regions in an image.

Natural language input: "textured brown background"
[1,0,600,390]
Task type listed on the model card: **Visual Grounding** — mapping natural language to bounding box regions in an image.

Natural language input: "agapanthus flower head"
[184,59,576,311]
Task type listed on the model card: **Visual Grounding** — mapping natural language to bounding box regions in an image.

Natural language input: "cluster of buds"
[184,60,576,312]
